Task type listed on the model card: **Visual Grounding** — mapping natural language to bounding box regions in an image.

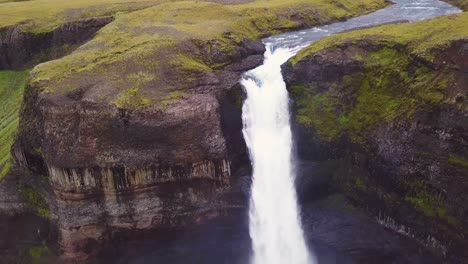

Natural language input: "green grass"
[28,242,52,264]
[28,0,387,109]
[0,70,29,180]
[403,180,459,226]
[18,184,50,219]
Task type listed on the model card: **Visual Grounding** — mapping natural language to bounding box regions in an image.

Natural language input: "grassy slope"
[0,70,29,180]
[29,0,387,109]
[289,12,468,144]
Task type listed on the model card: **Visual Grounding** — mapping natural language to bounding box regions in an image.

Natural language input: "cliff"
[0,0,390,261]
[285,12,468,263]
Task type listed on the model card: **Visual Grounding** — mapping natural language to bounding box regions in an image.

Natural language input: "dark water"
[99,1,461,264]
[99,193,442,264]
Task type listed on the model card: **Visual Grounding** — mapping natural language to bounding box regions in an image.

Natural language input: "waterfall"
[242,45,314,264]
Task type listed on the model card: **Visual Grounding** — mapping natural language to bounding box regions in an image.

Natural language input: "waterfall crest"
[242,45,314,264]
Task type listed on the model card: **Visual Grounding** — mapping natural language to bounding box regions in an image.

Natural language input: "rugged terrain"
[285,12,468,263]
[0,0,390,261]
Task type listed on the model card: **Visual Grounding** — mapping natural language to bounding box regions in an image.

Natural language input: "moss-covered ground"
[29,0,387,109]
[403,179,459,227]
[18,184,50,219]
[0,70,29,180]
[291,50,453,144]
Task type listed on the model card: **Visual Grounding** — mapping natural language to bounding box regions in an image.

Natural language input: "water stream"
[241,1,460,263]
[242,47,312,264]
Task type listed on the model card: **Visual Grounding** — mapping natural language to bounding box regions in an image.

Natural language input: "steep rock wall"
[5,0,389,260]
[285,16,468,263]
[13,48,261,259]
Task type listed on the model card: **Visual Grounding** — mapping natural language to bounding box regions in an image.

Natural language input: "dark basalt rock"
[285,39,468,263]
[8,40,263,260]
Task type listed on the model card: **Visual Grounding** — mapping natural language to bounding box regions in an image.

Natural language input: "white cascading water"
[242,45,314,264]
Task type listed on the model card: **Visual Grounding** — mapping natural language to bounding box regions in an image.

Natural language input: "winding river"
[103,1,460,263]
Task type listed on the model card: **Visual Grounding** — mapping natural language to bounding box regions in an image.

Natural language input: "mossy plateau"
[29,0,388,109]
[0,70,29,180]
[291,12,468,64]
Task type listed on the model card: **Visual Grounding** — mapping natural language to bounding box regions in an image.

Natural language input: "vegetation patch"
[18,184,50,219]
[291,45,453,144]
[448,155,468,167]
[403,180,458,227]
[27,242,52,264]
[0,70,29,180]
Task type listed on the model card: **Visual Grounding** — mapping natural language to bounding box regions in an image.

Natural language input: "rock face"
[13,43,263,259]
[285,15,468,263]
[0,16,113,70]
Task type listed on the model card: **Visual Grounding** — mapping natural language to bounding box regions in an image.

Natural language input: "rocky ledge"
[285,12,468,263]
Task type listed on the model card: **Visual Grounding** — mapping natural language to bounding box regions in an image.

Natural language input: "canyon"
[0,0,467,263]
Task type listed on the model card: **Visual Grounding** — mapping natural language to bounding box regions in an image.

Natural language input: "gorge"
[0,0,467,263]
